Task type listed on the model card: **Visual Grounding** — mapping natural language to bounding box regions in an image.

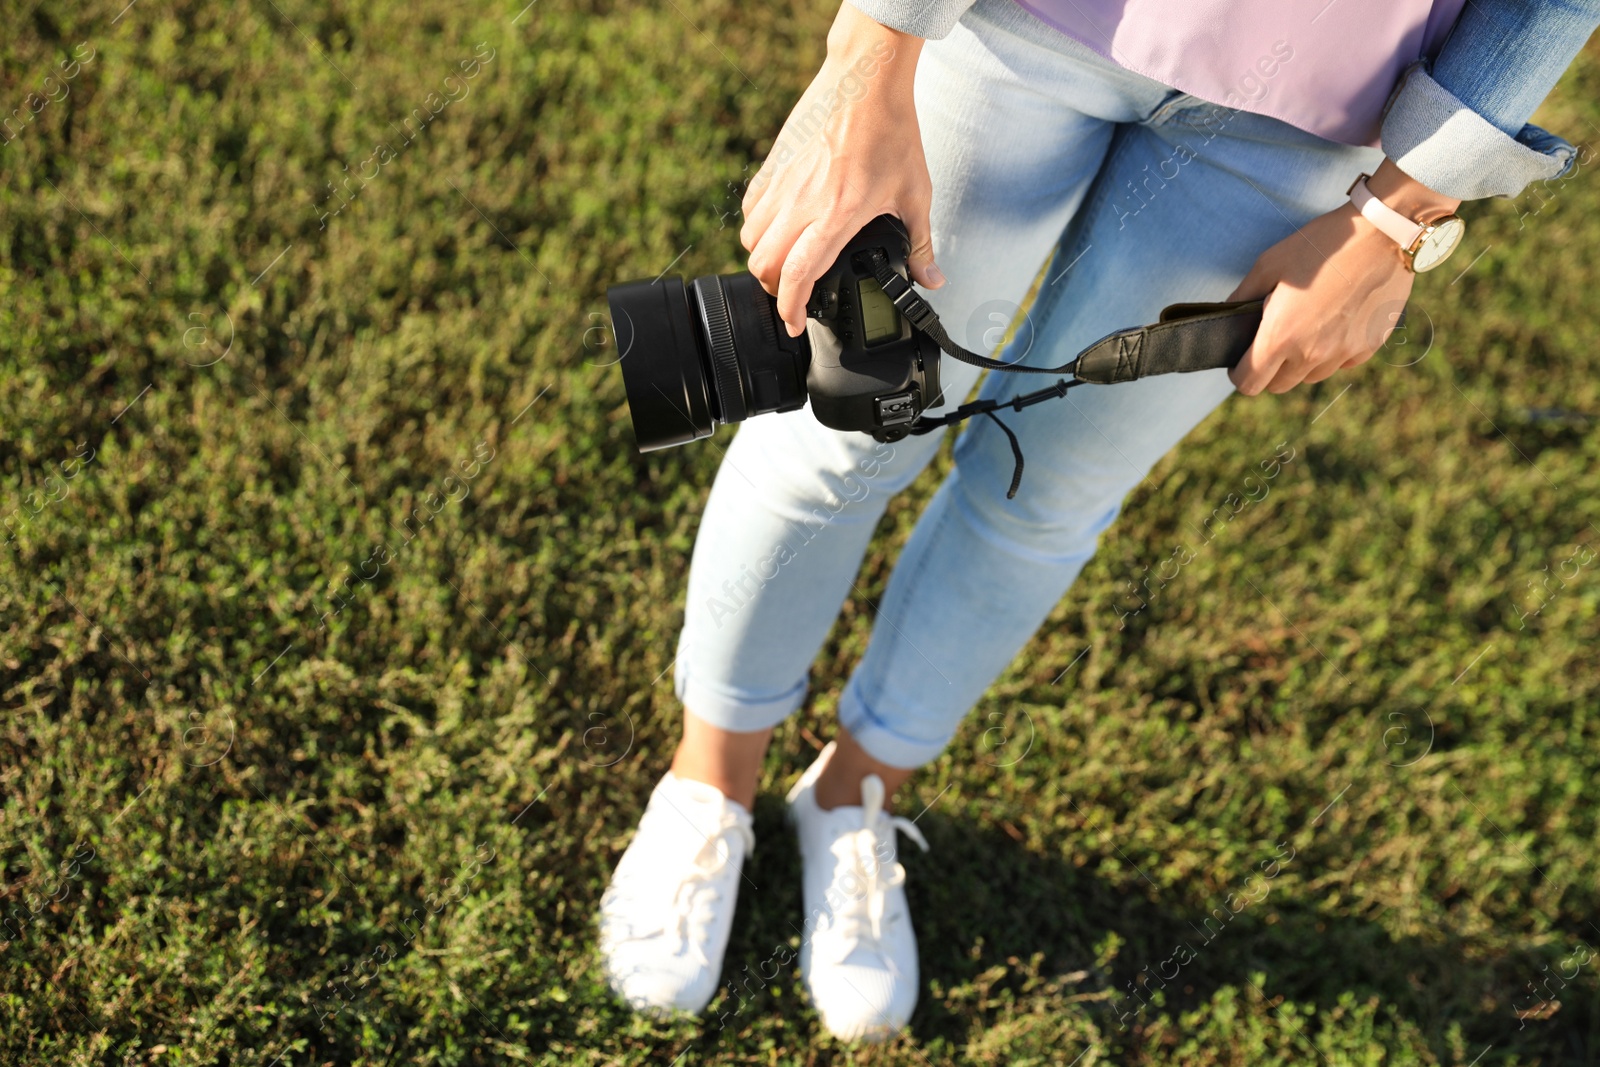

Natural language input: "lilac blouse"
[1013,0,1466,145]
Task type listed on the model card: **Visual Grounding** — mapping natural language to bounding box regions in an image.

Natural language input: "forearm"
[740,0,947,333]
[826,3,923,81]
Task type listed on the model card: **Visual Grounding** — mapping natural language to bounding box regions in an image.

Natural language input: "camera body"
[801,215,944,439]
[607,215,943,452]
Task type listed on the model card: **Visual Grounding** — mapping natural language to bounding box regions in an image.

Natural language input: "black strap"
[906,377,1087,499]
[982,412,1026,500]
[1072,299,1264,383]
[868,250,1084,377]
[863,247,1273,498]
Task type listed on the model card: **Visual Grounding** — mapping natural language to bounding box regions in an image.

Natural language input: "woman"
[599,0,1598,1041]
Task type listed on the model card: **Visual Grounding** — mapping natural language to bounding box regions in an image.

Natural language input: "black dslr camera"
[606,215,942,451]
[607,213,1271,498]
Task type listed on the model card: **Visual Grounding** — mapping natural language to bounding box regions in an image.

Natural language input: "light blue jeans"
[674,0,1384,768]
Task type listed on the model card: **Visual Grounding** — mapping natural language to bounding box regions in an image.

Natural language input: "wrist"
[1348,166,1469,273]
[827,3,922,79]
[1366,157,1461,221]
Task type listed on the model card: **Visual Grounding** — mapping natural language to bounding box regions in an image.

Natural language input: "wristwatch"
[1347,174,1466,273]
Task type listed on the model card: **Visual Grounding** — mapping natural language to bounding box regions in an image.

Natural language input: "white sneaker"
[786,742,930,1042]
[598,771,755,1015]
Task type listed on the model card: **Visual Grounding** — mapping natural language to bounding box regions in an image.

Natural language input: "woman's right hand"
[740,5,942,338]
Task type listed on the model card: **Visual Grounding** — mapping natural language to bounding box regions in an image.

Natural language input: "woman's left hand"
[1227,161,1460,395]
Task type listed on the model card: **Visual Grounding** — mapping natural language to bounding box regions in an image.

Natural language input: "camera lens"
[607,271,810,452]
[606,277,716,451]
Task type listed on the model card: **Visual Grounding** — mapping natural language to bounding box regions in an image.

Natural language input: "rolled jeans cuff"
[673,657,807,733]
[837,678,953,769]
[1380,64,1579,200]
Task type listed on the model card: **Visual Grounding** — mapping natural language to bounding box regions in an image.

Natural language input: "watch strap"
[1349,175,1425,251]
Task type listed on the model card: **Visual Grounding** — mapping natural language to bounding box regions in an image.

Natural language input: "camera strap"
[867,250,1086,378]
[905,378,1085,499]
[866,249,1268,498]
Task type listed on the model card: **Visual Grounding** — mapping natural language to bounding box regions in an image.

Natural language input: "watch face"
[1412,216,1466,272]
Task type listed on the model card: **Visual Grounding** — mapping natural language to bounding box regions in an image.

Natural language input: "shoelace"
[819,774,930,962]
[658,811,755,966]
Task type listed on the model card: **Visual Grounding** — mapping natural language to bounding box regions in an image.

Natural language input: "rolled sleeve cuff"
[844,0,976,39]
[1381,64,1579,201]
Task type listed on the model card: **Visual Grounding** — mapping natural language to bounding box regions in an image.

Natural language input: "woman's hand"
[1228,160,1461,395]
[741,6,940,338]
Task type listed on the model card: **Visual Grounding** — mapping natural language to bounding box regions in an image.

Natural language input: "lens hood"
[607,277,716,451]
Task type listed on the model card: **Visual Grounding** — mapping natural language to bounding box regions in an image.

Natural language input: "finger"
[741,160,775,224]
[1265,348,1318,394]
[899,187,944,289]
[1228,343,1254,390]
[740,172,786,254]
[1331,322,1387,374]
[776,218,858,337]
[1369,309,1405,353]
[1231,340,1289,396]
[746,209,805,297]
[1339,348,1378,372]
[1301,359,1345,385]
[1228,292,1287,396]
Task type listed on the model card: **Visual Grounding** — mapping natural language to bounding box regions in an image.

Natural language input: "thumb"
[903,210,944,290]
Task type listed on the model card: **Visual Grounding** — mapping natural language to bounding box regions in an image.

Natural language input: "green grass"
[2,1,1599,1063]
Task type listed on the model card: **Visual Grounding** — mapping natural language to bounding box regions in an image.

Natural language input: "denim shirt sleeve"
[844,0,976,39]
[1381,0,1600,200]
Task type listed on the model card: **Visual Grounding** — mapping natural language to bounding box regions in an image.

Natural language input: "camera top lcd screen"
[856,278,902,347]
